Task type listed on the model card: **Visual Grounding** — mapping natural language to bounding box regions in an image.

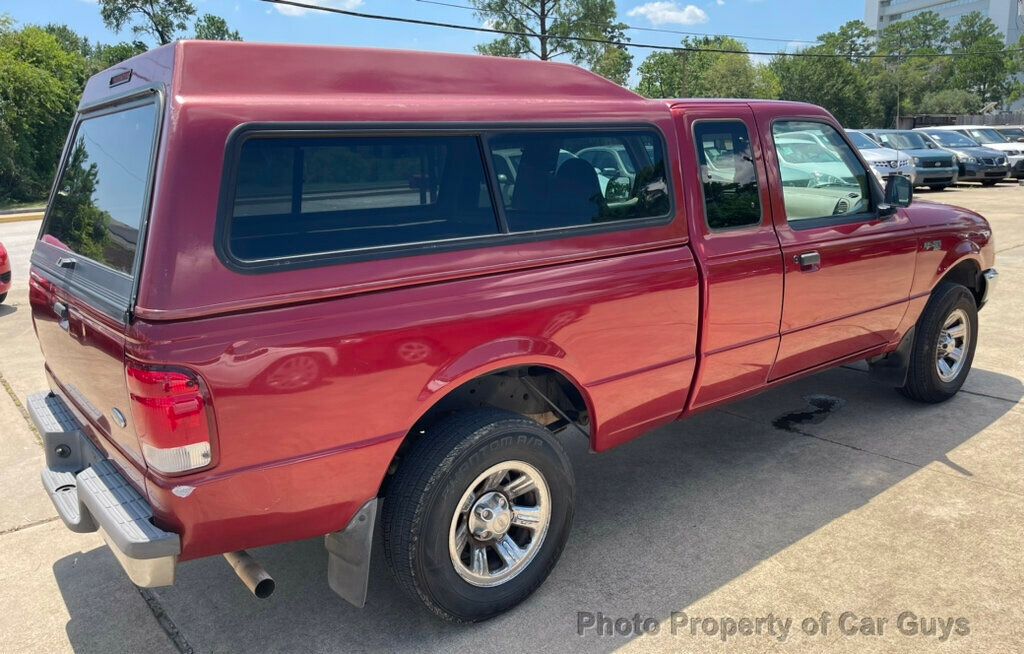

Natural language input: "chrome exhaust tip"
[223,550,275,599]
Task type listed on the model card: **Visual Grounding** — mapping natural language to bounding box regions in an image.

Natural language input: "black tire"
[382,409,575,622]
[899,282,978,403]
[0,292,6,304]
[928,184,949,191]
[980,180,998,187]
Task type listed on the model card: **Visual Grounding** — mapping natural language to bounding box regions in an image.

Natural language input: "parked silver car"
[860,129,958,190]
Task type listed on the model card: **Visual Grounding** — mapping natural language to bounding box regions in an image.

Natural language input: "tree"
[634,37,779,99]
[98,1,242,45]
[194,14,242,41]
[878,11,950,55]
[0,22,85,202]
[948,11,1014,102]
[918,89,983,114]
[590,45,631,86]
[99,0,195,45]
[634,51,683,98]
[471,0,619,64]
[771,48,879,127]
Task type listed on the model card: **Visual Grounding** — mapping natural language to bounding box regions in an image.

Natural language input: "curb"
[0,212,44,224]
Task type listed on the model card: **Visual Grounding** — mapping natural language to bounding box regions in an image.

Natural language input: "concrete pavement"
[0,185,1021,652]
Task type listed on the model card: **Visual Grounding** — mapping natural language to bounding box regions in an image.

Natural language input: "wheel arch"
[934,251,984,307]
[378,354,594,499]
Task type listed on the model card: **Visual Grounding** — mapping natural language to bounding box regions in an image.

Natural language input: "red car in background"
[0,241,10,303]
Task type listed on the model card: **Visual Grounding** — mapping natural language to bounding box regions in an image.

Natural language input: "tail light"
[126,364,216,475]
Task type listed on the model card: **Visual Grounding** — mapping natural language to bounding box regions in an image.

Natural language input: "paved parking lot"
[0,184,1021,653]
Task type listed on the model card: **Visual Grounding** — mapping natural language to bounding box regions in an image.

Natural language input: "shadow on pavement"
[52,366,1023,653]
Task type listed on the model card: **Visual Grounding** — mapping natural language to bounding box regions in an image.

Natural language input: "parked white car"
[918,125,1024,178]
[845,130,916,183]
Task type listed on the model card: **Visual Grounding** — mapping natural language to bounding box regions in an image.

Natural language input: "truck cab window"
[693,122,761,230]
[772,121,871,223]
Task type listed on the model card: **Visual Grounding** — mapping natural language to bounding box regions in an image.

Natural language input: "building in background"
[865,0,1024,44]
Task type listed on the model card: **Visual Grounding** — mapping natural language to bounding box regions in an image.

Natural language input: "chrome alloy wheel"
[448,461,551,587]
[936,308,970,383]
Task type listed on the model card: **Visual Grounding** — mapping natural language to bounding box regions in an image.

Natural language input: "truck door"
[673,105,785,410]
[753,111,917,380]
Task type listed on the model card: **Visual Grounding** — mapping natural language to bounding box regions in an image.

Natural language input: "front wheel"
[928,184,949,191]
[382,409,575,622]
[900,282,978,403]
[981,179,998,187]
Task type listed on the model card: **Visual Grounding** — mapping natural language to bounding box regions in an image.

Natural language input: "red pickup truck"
[29,42,996,622]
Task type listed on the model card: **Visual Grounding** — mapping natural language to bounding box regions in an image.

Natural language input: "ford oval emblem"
[112,408,127,429]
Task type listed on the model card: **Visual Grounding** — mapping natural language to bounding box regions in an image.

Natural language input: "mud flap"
[325,498,377,608]
[868,326,915,387]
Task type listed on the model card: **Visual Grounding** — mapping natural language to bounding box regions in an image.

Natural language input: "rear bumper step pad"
[29,391,180,587]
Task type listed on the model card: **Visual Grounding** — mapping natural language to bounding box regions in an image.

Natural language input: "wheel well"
[940,259,982,306]
[378,366,590,497]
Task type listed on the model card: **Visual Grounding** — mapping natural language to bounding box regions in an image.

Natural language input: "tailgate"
[30,91,162,468]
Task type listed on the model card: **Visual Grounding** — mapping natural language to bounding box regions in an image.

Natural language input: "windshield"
[876,132,928,150]
[847,131,881,149]
[925,131,978,148]
[967,128,1008,144]
[998,127,1024,139]
[776,141,843,164]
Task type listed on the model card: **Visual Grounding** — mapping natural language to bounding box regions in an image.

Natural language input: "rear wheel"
[900,282,978,403]
[382,409,574,622]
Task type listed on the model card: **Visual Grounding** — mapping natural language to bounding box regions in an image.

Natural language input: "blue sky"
[4,0,861,63]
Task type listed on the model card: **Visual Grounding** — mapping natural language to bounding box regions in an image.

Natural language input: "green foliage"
[194,14,242,41]
[877,11,949,54]
[635,37,780,100]
[99,0,195,45]
[46,138,112,261]
[0,23,84,202]
[98,1,241,45]
[770,47,879,127]
[472,0,628,80]
[918,89,984,114]
[590,45,632,86]
[947,11,1015,102]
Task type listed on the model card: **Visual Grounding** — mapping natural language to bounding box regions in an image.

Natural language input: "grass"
[0,199,46,213]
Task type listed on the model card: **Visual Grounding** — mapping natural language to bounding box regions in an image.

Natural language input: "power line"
[261,0,1024,59]
[413,0,821,45]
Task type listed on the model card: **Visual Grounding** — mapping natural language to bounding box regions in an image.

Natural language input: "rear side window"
[693,121,761,230]
[486,131,670,231]
[228,135,499,260]
[42,103,159,275]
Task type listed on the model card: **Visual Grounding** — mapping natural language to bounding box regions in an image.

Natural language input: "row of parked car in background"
[843,125,1024,191]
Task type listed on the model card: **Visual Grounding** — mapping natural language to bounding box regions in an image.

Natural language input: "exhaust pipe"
[224,551,275,599]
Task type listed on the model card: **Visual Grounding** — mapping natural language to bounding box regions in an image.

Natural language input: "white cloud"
[715,0,725,5]
[274,0,364,17]
[628,2,709,26]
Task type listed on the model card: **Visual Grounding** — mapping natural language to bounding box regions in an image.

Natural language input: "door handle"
[794,251,821,270]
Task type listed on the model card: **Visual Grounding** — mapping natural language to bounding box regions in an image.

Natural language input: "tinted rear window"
[228,135,500,260]
[486,131,669,231]
[42,103,159,275]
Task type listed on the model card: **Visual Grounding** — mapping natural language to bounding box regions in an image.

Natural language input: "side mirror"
[883,174,912,210]
[1016,137,1024,143]
[604,175,632,203]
